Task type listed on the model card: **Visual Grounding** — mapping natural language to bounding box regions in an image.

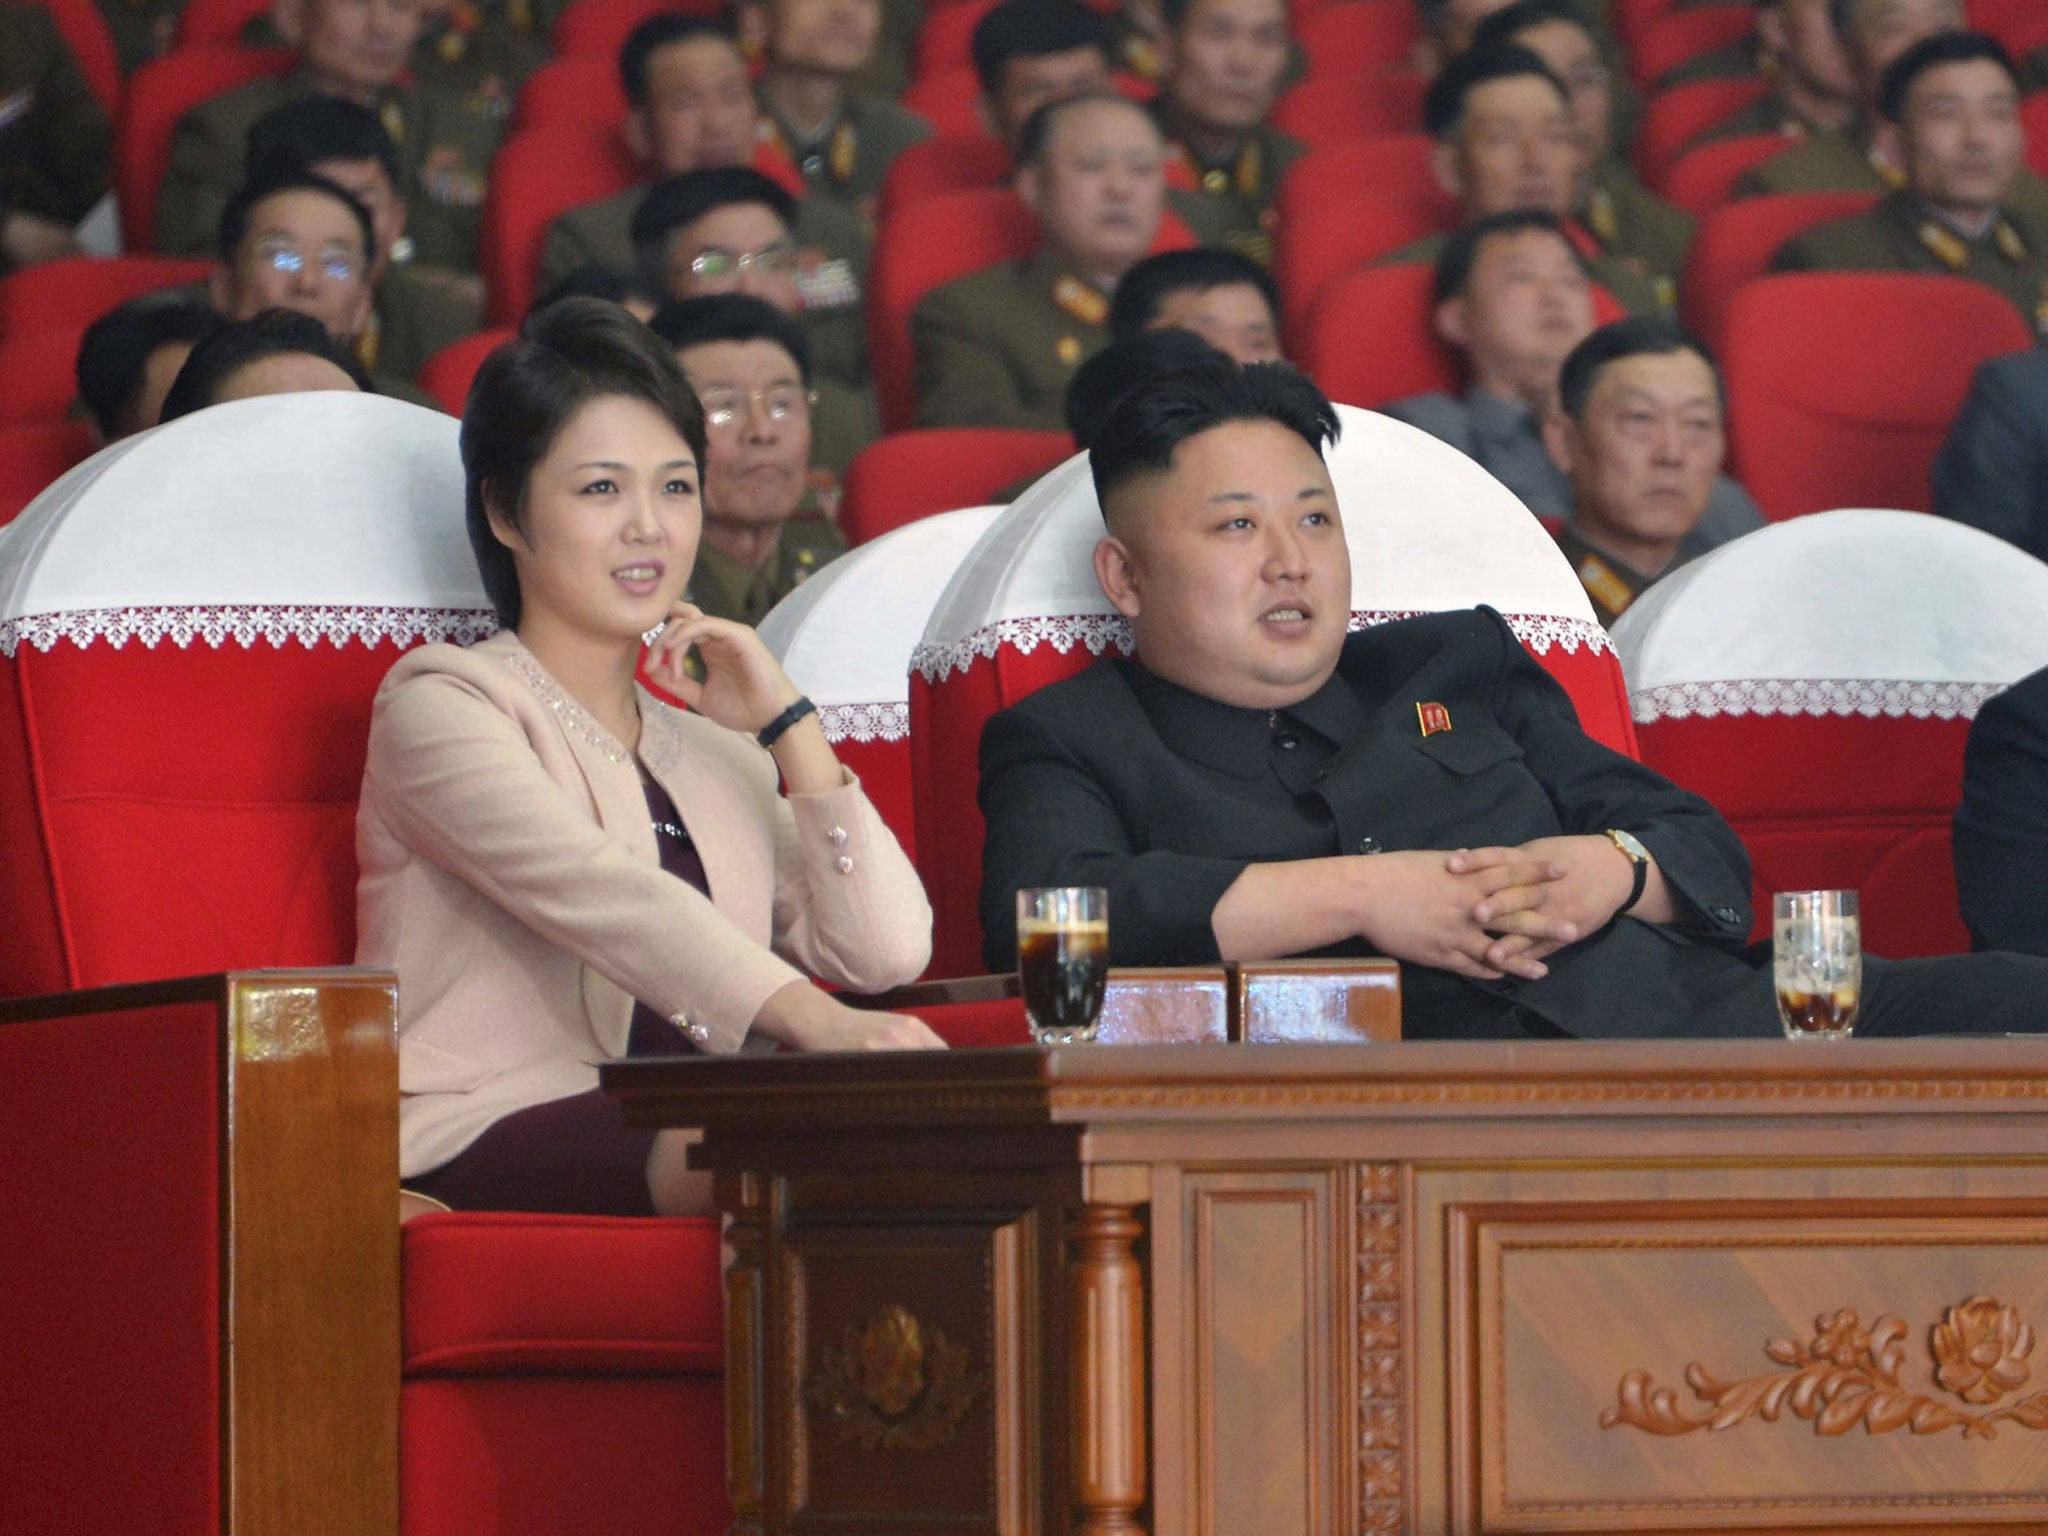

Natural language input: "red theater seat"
[899,63,987,139]
[418,327,515,416]
[1613,511,2048,956]
[174,0,270,48]
[1272,135,1454,334]
[479,123,640,324]
[1723,273,2032,520]
[1677,189,1877,349]
[2028,94,2048,182]
[0,254,213,337]
[1662,131,1791,217]
[550,0,722,56]
[878,132,1010,218]
[1271,67,1428,147]
[116,46,294,250]
[1632,4,1752,89]
[1634,76,1769,190]
[838,427,1072,544]
[758,503,1009,861]
[513,50,629,130]
[1296,0,1417,76]
[910,406,1636,976]
[0,420,93,524]
[914,0,997,81]
[0,324,87,425]
[31,0,121,117]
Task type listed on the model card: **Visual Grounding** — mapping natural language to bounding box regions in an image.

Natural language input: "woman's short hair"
[461,297,708,629]
[155,307,369,423]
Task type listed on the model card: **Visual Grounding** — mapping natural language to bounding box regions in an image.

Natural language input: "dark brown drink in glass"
[1018,920,1109,1043]
[1775,986,1860,1038]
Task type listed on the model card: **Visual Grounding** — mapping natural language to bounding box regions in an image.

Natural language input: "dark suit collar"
[1121,655,1366,779]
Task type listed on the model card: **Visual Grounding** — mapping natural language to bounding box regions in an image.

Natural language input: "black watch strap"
[1619,853,1649,914]
[757,695,817,750]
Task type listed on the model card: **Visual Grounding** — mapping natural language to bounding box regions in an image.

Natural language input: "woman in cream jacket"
[357,299,939,1217]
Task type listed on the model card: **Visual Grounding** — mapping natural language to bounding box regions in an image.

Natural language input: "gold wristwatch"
[1606,828,1650,912]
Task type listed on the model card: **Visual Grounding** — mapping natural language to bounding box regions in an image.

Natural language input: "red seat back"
[1661,131,1791,217]
[1723,273,2033,520]
[1272,137,1454,333]
[513,51,629,130]
[1634,76,1769,190]
[1630,3,1752,89]
[877,133,1011,219]
[0,421,94,526]
[0,325,87,425]
[117,47,294,250]
[1271,69,1428,148]
[550,0,722,56]
[911,411,1637,976]
[0,254,214,337]
[0,395,491,996]
[479,124,641,324]
[174,0,271,48]
[1677,190,1877,349]
[418,327,515,416]
[899,64,986,139]
[30,0,122,117]
[1614,511,2048,956]
[914,0,998,81]
[1296,0,1417,75]
[839,428,1072,544]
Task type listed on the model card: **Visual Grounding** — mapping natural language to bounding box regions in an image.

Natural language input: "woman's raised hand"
[646,601,800,736]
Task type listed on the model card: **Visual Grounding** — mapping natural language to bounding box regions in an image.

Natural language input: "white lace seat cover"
[1609,509,2048,956]
[0,393,492,994]
[908,404,1632,976]
[757,504,1004,857]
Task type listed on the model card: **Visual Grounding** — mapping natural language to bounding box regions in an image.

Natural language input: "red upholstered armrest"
[0,971,399,1534]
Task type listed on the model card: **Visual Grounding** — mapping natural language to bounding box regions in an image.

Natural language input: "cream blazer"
[355,632,933,1177]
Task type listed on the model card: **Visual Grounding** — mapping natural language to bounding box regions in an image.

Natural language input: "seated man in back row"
[976,362,2048,1038]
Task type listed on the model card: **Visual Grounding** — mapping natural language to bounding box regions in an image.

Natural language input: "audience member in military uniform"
[1386,212,1762,547]
[1472,0,1692,307]
[0,0,112,274]
[1772,33,2048,337]
[1412,0,1524,77]
[1678,0,1855,152]
[650,295,846,625]
[1380,44,1666,314]
[912,93,1167,430]
[241,0,550,114]
[1541,318,1733,627]
[972,0,1116,156]
[1109,246,1283,362]
[157,0,507,272]
[159,306,371,420]
[630,167,878,487]
[1148,0,1301,265]
[1932,349,2048,562]
[75,298,225,443]
[1954,661,2048,956]
[735,0,932,233]
[246,95,483,388]
[539,19,869,367]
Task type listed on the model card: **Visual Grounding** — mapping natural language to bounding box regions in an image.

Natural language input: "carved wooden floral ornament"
[807,1304,985,1451]
[1603,1296,2048,1440]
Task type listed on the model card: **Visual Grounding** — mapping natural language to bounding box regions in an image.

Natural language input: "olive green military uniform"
[848,0,921,104]
[0,2,111,242]
[911,252,1111,430]
[156,70,507,271]
[1378,227,1668,316]
[1156,112,1307,269]
[1681,87,1834,155]
[1554,523,1683,629]
[756,89,932,236]
[361,261,485,387]
[1734,127,2048,228]
[1584,158,1694,308]
[687,518,847,627]
[1772,189,2048,340]
[539,179,873,391]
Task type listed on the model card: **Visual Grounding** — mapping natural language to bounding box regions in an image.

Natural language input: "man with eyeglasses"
[633,165,880,493]
[1469,0,1694,310]
[208,165,435,403]
[650,294,845,626]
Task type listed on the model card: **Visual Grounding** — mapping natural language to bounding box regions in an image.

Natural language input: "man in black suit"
[977,362,2048,1039]
[1933,349,2048,563]
[1955,664,2048,957]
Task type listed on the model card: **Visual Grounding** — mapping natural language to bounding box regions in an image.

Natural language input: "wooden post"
[722,1170,768,1534]
[1068,1202,1147,1536]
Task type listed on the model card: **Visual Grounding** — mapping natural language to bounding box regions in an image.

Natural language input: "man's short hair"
[1430,208,1581,305]
[629,166,796,272]
[1469,0,1597,52]
[619,15,736,109]
[1556,315,1723,419]
[1016,88,1145,167]
[1066,329,1233,446]
[1090,362,1341,514]
[647,292,815,384]
[75,297,225,438]
[1109,248,1280,342]
[1423,42,1567,138]
[971,0,1113,97]
[533,264,661,317]
[156,308,370,423]
[1877,31,2017,124]
[245,95,400,187]
[218,166,377,268]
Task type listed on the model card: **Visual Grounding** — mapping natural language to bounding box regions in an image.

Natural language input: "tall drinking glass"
[1774,890,1860,1040]
[1015,887,1108,1046]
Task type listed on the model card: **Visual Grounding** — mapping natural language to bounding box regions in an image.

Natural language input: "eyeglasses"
[253,236,361,282]
[686,245,799,282]
[698,385,816,428]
